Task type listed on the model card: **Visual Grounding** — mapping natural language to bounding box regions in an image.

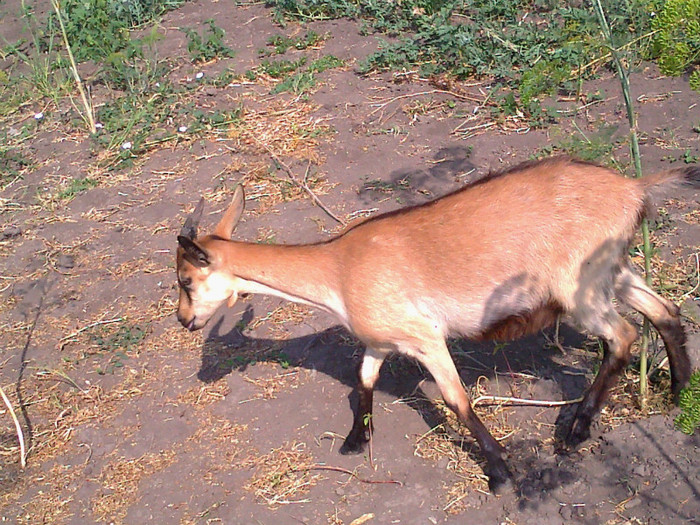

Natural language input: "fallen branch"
[292,464,403,486]
[0,385,26,468]
[245,132,346,226]
[473,394,583,407]
[368,88,484,117]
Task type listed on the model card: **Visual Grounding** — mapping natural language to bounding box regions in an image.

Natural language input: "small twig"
[57,316,123,349]
[244,132,346,226]
[472,394,584,407]
[0,385,26,468]
[680,253,700,301]
[368,89,483,117]
[647,355,669,379]
[291,464,403,486]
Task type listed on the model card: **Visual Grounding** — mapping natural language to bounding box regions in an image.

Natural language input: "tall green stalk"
[51,0,97,134]
[592,0,652,409]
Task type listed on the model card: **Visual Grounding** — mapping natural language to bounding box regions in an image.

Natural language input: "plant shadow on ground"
[357,146,477,206]
[194,303,613,508]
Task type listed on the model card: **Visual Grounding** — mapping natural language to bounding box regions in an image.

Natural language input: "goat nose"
[177,312,196,330]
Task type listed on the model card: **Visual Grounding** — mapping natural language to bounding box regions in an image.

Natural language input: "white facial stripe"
[189,271,238,320]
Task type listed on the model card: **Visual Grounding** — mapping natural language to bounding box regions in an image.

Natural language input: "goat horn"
[180,198,205,239]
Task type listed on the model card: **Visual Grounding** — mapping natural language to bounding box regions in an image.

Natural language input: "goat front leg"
[340,346,386,455]
[416,339,513,493]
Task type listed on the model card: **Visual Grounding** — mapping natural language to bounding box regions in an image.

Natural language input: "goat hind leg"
[615,267,690,400]
[340,346,386,455]
[567,308,637,448]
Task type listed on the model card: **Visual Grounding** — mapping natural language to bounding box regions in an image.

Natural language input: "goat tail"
[639,165,700,194]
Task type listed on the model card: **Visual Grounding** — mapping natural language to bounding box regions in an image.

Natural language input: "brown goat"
[175,157,696,492]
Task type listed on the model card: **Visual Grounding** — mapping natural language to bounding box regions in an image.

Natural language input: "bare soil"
[1,2,699,524]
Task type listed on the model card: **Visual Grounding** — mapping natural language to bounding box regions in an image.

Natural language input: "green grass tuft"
[675,370,700,435]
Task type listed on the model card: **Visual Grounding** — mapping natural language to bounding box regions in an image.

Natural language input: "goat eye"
[179,277,192,288]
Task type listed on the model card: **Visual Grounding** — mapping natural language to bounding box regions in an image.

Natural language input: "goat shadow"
[196,302,593,503]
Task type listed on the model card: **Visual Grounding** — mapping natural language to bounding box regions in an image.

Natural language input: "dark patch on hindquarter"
[474,301,563,342]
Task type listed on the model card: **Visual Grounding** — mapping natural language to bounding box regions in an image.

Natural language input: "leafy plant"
[2,0,70,106]
[57,177,99,200]
[540,123,620,166]
[45,0,184,63]
[651,0,700,91]
[0,145,32,182]
[256,57,307,78]
[675,370,700,435]
[271,0,658,121]
[265,31,326,55]
[309,54,343,73]
[181,19,235,63]
[90,322,148,375]
[92,322,147,352]
[102,27,167,93]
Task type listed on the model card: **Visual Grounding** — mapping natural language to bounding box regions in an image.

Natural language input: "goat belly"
[473,301,563,342]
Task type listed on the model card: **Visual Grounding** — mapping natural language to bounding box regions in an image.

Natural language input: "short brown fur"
[175,157,694,493]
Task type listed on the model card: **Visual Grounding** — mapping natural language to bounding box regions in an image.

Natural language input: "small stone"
[560,505,573,520]
[626,496,642,509]
[2,225,21,239]
[633,464,647,477]
[57,254,75,269]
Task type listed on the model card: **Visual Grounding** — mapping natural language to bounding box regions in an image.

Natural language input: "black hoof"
[487,459,514,495]
[565,415,592,449]
[339,435,367,455]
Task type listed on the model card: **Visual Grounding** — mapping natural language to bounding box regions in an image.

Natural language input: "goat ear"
[213,185,245,239]
[180,198,206,240]
[177,235,211,267]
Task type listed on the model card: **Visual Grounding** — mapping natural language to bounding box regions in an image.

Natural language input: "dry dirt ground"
[1,2,699,524]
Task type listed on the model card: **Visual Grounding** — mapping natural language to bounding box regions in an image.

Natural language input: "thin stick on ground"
[472,394,584,407]
[368,88,484,117]
[0,385,26,468]
[291,464,403,486]
[244,132,346,226]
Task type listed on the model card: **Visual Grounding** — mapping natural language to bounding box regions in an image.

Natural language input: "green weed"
[537,123,620,166]
[271,0,660,121]
[265,31,326,55]
[0,145,32,183]
[249,55,344,95]
[675,370,700,435]
[2,0,70,106]
[45,0,183,63]
[181,19,235,63]
[651,0,700,91]
[309,54,343,73]
[102,27,168,93]
[90,322,148,375]
[254,57,307,79]
[57,177,99,200]
[272,71,316,94]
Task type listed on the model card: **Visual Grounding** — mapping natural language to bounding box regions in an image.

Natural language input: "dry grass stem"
[472,394,585,407]
[0,385,26,468]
